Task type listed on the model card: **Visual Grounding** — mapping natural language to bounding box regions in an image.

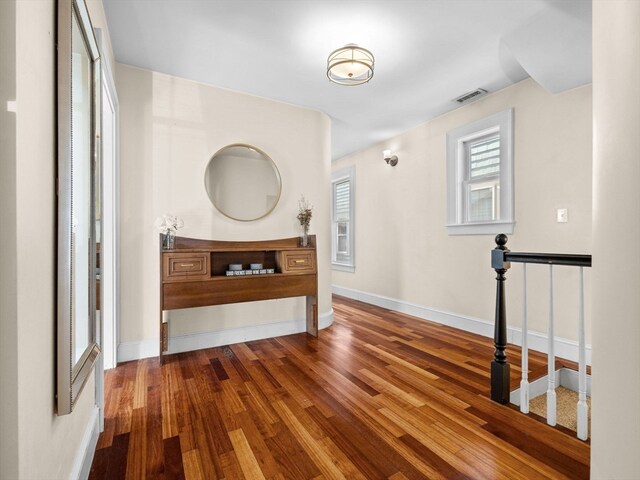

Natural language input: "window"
[466,134,500,222]
[332,167,355,271]
[446,109,514,235]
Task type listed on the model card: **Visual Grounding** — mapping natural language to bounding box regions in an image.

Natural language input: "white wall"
[0,1,116,478]
[0,1,102,478]
[591,0,640,476]
[116,64,331,355]
[332,78,592,343]
[0,0,18,478]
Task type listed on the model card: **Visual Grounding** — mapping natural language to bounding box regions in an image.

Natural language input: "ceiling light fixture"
[327,44,374,86]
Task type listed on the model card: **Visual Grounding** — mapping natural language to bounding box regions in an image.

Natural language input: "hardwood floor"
[90,295,590,479]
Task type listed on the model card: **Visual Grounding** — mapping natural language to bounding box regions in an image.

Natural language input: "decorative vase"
[300,225,309,247]
[162,231,175,250]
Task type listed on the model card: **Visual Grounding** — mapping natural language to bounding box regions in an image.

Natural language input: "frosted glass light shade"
[327,44,374,86]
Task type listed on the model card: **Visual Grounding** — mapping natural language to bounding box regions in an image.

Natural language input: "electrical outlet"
[557,208,568,223]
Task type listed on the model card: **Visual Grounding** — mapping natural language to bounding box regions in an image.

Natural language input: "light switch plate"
[557,208,568,223]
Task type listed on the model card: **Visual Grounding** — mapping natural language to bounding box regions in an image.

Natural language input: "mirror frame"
[57,0,101,415]
[205,143,282,222]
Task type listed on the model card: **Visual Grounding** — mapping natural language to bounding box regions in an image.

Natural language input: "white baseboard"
[333,285,495,336]
[558,366,592,394]
[69,405,99,480]
[117,310,334,363]
[117,338,158,363]
[509,326,592,365]
[510,367,592,405]
[332,285,591,365]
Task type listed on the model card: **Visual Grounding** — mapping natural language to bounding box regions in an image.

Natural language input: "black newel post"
[491,233,511,404]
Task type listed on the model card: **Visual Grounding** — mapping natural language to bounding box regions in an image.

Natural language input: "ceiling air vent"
[453,88,488,104]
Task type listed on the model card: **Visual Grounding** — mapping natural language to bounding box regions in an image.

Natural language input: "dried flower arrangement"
[297,196,313,230]
[297,196,313,247]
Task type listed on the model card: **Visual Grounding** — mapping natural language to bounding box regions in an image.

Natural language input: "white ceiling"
[103,0,591,160]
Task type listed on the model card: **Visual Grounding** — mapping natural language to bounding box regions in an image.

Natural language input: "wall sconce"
[383,149,398,166]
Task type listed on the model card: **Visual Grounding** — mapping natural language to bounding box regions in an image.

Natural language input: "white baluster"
[577,267,589,440]
[520,264,530,414]
[547,264,557,426]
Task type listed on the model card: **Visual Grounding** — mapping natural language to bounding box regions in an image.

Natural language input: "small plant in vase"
[297,195,313,247]
[155,214,184,250]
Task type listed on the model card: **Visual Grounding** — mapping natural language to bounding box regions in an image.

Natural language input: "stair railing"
[491,234,592,440]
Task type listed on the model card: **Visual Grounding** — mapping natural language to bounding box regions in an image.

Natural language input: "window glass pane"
[337,222,348,254]
[469,187,494,222]
[337,236,348,254]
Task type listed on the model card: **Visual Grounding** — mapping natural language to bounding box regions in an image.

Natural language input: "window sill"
[332,263,355,273]
[446,221,515,236]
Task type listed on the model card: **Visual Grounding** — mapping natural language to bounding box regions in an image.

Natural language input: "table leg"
[306,295,318,336]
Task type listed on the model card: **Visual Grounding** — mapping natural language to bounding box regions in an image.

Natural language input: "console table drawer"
[164,253,209,281]
[278,250,316,274]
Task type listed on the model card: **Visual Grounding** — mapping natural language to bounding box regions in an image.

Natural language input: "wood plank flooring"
[90,295,590,479]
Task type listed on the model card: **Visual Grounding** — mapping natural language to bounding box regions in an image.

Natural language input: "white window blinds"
[334,180,350,221]
[469,135,500,179]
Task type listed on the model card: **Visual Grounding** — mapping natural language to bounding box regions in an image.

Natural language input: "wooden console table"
[159,235,318,363]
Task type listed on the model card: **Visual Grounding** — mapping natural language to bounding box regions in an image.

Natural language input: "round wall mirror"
[205,144,282,221]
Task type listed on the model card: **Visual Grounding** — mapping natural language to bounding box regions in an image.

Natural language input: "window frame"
[331,166,355,272]
[446,109,514,235]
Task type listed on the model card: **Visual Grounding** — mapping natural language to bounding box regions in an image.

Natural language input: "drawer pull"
[294,260,305,264]
[180,263,195,267]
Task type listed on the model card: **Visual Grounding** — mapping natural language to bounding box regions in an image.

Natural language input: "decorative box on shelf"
[225,268,275,276]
